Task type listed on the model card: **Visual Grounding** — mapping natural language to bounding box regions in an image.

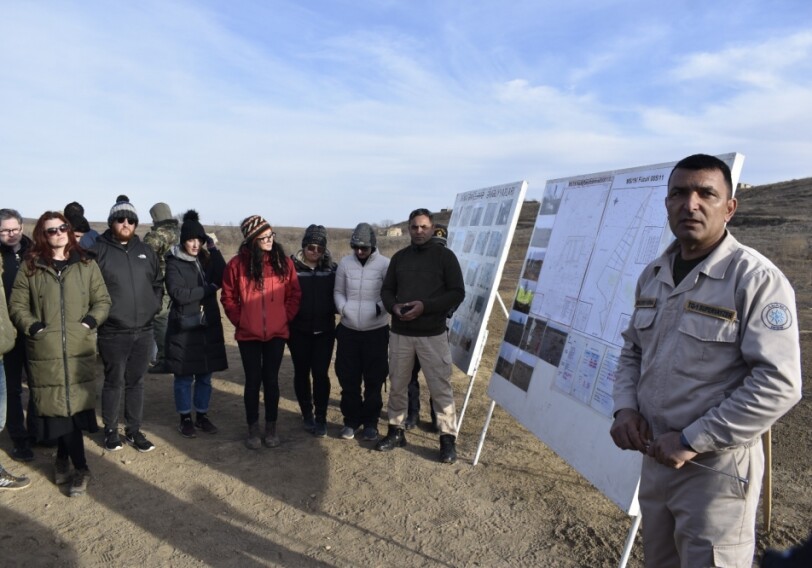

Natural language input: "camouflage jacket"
[143,220,180,277]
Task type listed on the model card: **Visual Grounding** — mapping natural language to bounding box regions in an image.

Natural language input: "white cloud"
[0,2,810,228]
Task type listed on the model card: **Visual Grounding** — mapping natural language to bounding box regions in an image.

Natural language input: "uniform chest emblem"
[761,303,792,330]
[685,300,737,322]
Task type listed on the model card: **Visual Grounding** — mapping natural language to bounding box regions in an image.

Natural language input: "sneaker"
[69,467,91,497]
[54,458,72,485]
[361,426,378,441]
[178,417,196,438]
[104,428,123,451]
[125,431,156,453]
[0,468,30,490]
[339,425,358,440]
[194,414,218,434]
[302,416,316,433]
[313,421,327,438]
[11,445,35,462]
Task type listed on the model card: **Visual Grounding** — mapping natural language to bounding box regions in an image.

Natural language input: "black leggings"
[56,429,87,470]
[238,338,286,425]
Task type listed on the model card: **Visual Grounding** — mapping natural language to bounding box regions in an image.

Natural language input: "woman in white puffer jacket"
[333,223,390,442]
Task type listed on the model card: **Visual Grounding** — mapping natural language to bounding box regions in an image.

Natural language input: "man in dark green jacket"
[376,208,465,463]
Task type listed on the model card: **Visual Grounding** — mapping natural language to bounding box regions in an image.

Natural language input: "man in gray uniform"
[611,154,802,567]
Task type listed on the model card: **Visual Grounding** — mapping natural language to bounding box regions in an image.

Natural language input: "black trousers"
[56,429,87,470]
[3,337,37,446]
[287,328,335,422]
[238,338,285,425]
[334,324,388,429]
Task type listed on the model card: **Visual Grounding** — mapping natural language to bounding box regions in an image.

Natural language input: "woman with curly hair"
[9,212,111,497]
[221,216,301,449]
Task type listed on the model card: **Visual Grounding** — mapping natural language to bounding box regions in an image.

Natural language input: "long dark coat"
[164,246,227,376]
[9,253,111,417]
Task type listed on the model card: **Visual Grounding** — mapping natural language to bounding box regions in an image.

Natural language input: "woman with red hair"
[10,212,110,497]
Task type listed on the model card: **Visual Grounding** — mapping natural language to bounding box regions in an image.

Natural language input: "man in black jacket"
[376,209,465,463]
[0,208,37,461]
[93,196,162,453]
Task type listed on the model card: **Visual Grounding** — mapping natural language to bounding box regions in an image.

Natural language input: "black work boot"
[404,413,418,430]
[375,425,407,452]
[439,434,457,464]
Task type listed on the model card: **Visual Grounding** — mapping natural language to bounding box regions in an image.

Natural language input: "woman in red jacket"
[221,215,301,450]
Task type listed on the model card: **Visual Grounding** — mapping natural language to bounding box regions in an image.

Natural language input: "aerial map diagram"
[486,154,745,514]
[532,181,612,327]
[572,183,670,345]
[534,178,671,347]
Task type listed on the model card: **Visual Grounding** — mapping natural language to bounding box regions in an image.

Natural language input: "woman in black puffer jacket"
[164,211,227,438]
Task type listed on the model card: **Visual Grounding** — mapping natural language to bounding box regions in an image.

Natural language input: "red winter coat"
[221,250,301,342]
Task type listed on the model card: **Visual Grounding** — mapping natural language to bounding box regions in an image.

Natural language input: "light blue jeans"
[0,360,7,432]
[173,373,212,415]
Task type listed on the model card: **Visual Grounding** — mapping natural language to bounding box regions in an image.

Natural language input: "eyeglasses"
[0,227,22,236]
[257,232,276,243]
[351,245,371,252]
[305,244,324,253]
[45,224,70,236]
[115,217,136,225]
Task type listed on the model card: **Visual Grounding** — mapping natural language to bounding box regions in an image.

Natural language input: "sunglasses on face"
[305,244,324,253]
[0,227,22,236]
[45,224,70,236]
[257,232,276,243]
[115,217,136,225]
[351,245,371,252]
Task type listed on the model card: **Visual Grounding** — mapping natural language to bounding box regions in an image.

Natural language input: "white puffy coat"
[334,250,390,331]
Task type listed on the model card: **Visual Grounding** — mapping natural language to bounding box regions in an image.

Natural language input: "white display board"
[446,181,528,375]
[486,154,745,514]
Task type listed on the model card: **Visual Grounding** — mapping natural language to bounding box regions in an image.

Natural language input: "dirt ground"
[1,182,810,567]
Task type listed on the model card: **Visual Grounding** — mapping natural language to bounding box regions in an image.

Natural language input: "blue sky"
[2,1,811,229]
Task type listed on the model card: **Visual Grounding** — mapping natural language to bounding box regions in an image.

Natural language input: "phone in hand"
[400,304,414,314]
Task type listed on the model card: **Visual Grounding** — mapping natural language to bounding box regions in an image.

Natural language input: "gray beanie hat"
[108,195,139,226]
[350,223,376,248]
[302,224,328,248]
[150,202,173,223]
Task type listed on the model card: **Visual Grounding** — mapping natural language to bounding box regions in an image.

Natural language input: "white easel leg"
[618,513,641,568]
[472,399,497,466]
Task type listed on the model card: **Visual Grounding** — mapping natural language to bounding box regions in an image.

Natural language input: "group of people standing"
[0,200,466,498]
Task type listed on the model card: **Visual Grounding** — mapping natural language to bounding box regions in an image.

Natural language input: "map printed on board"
[446,181,527,375]
[499,169,676,415]
[486,154,745,514]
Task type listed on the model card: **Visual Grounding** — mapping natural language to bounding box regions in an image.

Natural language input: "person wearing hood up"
[333,223,390,442]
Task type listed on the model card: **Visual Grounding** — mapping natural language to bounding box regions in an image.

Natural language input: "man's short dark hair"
[669,154,734,198]
[409,208,433,222]
[0,208,23,225]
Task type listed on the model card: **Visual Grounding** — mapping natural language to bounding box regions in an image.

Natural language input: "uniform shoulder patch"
[761,303,792,330]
